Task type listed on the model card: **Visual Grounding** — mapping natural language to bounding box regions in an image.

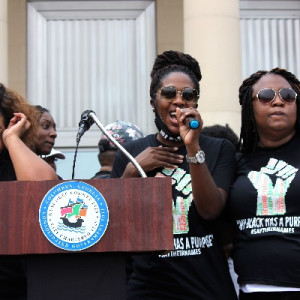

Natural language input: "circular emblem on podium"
[39,181,109,251]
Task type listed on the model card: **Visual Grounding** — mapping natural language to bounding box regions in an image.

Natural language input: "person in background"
[34,105,64,178]
[0,85,57,181]
[34,105,57,156]
[0,83,58,299]
[201,124,239,149]
[91,120,144,179]
[229,67,300,299]
[111,50,237,299]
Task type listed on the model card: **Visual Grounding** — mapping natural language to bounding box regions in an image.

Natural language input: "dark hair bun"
[150,50,202,82]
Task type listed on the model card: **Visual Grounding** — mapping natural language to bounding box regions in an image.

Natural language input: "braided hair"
[239,67,300,154]
[150,50,202,101]
[34,105,49,119]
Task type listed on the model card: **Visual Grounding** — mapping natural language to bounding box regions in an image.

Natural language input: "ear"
[150,99,156,112]
[195,103,198,109]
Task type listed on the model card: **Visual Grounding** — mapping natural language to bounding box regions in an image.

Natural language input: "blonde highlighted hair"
[0,83,39,151]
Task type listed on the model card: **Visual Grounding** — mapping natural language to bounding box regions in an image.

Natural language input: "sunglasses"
[255,88,297,105]
[158,86,199,102]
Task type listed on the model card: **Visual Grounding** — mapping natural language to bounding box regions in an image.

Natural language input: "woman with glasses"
[111,50,237,299]
[0,83,58,299]
[229,68,300,299]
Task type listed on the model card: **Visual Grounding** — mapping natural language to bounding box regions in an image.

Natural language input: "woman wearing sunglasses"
[229,68,300,299]
[111,50,237,299]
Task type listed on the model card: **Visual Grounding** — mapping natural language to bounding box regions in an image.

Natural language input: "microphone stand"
[89,112,147,178]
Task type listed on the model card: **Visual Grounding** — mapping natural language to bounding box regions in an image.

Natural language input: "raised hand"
[2,113,31,146]
[175,107,203,146]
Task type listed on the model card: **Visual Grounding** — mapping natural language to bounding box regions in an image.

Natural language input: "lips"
[45,141,55,147]
[271,111,285,116]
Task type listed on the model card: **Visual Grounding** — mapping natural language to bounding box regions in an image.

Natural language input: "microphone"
[185,117,200,129]
[170,112,200,130]
[76,110,95,143]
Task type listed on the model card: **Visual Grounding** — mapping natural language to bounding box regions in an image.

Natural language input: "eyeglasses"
[157,86,199,102]
[255,88,297,105]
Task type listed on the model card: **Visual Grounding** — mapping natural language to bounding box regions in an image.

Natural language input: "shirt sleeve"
[210,139,236,193]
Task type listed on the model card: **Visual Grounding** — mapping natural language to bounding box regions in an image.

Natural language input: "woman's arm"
[187,143,228,220]
[178,107,234,220]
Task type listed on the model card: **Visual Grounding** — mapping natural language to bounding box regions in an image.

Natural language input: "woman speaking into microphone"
[111,50,237,299]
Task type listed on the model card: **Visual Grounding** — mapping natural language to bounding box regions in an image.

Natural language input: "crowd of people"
[1,50,300,299]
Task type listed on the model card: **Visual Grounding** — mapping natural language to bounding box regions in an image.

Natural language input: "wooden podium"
[0,177,173,300]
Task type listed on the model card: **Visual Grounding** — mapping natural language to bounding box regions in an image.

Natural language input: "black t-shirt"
[0,155,16,181]
[111,134,237,300]
[230,134,300,287]
[0,154,26,298]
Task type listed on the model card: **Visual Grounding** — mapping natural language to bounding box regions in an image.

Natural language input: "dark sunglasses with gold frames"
[157,86,199,103]
[254,88,297,105]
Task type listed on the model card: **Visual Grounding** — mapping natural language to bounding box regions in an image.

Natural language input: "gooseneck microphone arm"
[88,112,147,178]
[73,110,147,179]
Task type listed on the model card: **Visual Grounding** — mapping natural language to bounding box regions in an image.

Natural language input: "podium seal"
[39,181,109,251]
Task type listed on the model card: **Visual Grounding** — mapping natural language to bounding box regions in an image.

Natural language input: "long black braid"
[239,67,300,154]
[149,50,202,100]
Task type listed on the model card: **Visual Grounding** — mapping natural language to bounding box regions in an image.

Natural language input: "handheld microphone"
[76,110,95,143]
[185,117,200,129]
[170,112,200,130]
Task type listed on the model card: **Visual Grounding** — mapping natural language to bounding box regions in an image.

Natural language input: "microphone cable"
[72,138,80,180]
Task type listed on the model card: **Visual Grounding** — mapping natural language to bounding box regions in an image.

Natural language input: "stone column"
[0,0,8,84]
[184,0,241,134]
[7,0,27,96]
